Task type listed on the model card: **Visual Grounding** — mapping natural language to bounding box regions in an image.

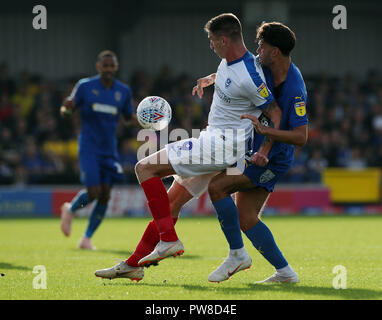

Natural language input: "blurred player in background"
[95,13,282,281]
[207,21,308,283]
[60,50,138,249]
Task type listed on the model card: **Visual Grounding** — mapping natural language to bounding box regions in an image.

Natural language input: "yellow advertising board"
[323,168,381,203]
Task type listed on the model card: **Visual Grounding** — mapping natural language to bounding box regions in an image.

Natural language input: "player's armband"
[258,113,273,128]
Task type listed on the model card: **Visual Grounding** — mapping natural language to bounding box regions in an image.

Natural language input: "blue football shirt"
[252,60,308,168]
[70,75,134,156]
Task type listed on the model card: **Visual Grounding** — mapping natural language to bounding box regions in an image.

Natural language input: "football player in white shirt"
[95,13,282,281]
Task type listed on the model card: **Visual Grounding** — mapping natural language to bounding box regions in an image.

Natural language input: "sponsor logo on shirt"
[92,103,118,115]
[215,84,231,103]
[257,83,269,98]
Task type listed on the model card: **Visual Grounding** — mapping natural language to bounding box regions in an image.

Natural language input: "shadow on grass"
[176,255,201,260]
[102,281,382,299]
[185,283,382,299]
[0,262,30,271]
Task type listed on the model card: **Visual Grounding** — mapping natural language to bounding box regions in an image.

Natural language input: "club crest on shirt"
[255,55,261,68]
[257,83,269,98]
[294,100,306,116]
[259,169,275,184]
[225,78,232,88]
[114,91,122,102]
[92,89,99,96]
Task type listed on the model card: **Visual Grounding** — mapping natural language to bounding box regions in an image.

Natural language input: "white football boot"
[138,240,184,267]
[208,251,252,283]
[60,202,73,237]
[95,260,144,282]
[255,270,299,284]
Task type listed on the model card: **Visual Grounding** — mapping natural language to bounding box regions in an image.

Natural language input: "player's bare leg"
[235,188,269,232]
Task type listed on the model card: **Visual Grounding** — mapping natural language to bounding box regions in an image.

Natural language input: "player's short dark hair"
[97,50,118,62]
[204,13,242,41]
[256,22,296,56]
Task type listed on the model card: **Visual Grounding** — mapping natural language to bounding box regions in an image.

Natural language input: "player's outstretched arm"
[192,73,216,99]
[241,113,308,147]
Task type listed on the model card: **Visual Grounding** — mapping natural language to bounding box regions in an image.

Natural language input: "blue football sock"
[244,220,288,269]
[212,197,244,250]
[70,190,91,213]
[84,202,107,238]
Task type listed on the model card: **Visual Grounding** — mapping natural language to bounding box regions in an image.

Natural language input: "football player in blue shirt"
[207,22,309,283]
[60,50,138,249]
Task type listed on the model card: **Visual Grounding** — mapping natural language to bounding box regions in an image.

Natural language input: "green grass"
[0,216,381,300]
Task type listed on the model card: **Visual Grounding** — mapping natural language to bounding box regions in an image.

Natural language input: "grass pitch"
[0,215,381,300]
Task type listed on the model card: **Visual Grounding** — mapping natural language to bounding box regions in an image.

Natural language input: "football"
[136,96,172,131]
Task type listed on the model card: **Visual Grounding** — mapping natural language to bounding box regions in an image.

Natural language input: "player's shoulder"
[239,51,265,86]
[77,75,99,88]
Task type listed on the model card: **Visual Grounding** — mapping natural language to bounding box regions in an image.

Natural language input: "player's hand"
[192,74,215,99]
[241,114,266,135]
[250,152,269,166]
[60,105,72,118]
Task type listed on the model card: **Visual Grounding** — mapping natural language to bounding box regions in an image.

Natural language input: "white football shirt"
[207,51,274,143]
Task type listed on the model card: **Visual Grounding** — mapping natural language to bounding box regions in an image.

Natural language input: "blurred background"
[0,0,381,217]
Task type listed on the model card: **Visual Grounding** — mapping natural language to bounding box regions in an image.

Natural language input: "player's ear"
[272,47,280,57]
[96,61,101,73]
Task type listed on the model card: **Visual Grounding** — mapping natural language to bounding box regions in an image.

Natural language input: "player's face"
[96,56,118,81]
[208,32,226,59]
[257,40,274,67]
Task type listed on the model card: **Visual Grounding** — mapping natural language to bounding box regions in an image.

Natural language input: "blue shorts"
[79,151,125,187]
[243,160,290,193]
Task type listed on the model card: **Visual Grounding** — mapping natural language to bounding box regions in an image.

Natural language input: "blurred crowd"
[0,61,381,186]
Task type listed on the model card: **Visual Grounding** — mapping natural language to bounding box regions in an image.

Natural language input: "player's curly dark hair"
[204,13,242,41]
[256,22,296,56]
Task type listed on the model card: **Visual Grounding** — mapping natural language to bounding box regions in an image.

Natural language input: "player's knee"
[98,193,110,205]
[239,214,260,232]
[87,189,100,201]
[135,160,151,178]
[208,180,226,202]
[134,161,143,177]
